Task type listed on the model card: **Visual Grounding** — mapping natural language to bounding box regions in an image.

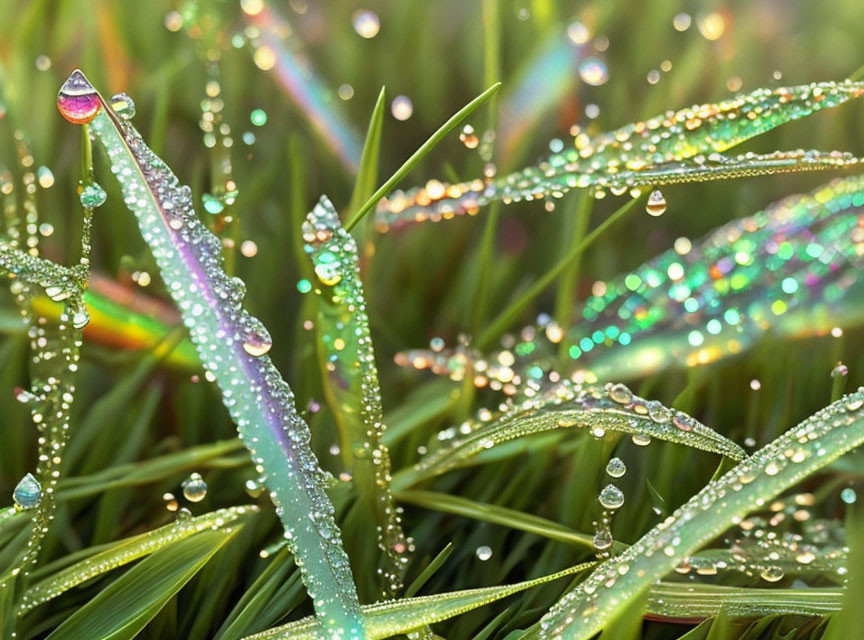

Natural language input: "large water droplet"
[475,545,493,561]
[57,70,101,124]
[841,487,857,504]
[202,193,225,215]
[632,434,652,447]
[760,566,784,582]
[80,181,107,208]
[608,382,633,405]
[593,528,613,550]
[109,92,136,120]
[13,473,42,510]
[646,189,667,216]
[605,457,627,478]
[181,472,208,502]
[598,484,625,510]
[243,334,272,357]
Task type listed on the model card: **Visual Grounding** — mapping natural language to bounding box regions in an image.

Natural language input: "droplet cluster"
[375,81,864,232]
[301,196,411,596]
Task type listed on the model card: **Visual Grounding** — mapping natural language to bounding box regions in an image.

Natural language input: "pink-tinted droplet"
[57,69,100,124]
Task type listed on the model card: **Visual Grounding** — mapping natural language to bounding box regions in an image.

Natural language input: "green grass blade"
[537,389,864,639]
[348,87,387,217]
[21,506,257,616]
[242,562,595,640]
[61,70,365,637]
[344,82,501,231]
[398,380,744,487]
[44,527,238,640]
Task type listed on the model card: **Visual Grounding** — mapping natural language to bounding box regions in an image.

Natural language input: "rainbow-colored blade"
[397,174,864,385]
[375,81,864,232]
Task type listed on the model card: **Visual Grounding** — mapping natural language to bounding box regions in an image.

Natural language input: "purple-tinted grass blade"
[58,69,365,639]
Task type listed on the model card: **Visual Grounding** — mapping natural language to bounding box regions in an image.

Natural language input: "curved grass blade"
[375,81,864,231]
[398,380,744,487]
[44,527,238,640]
[242,562,595,640]
[303,196,408,596]
[59,70,365,638]
[397,174,864,384]
[20,505,258,615]
[537,388,864,639]
[645,582,844,621]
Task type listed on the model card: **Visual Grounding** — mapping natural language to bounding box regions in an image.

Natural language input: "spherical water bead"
[760,566,784,582]
[181,473,208,502]
[832,362,849,378]
[297,279,312,293]
[566,21,591,44]
[646,189,667,216]
[842,488,857,504]
[250,109,267,126]
[605,457,626,478]
[352,10,380,38]
[202,193,225,214]
[578,58,608,86]
[391,96,413,121]
[632,434,651,446]
[598,484,624,510]
[35,54,52,71]
[79,181,107,208]
[37,166,54,189]
[593,528,613,551]
[475,545,493,561]
[109,93,136,120]
[608,383,633,405]
[175,507,193,523]
[672,12,691,31]
[163,492,179,512]
[245,478,265,498]
[697,11,726,40]
[243,333,273,357]
[57,69,101,124]
[13,473,41,510]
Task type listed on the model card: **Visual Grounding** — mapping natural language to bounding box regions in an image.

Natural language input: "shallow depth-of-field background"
[3,0,864,638]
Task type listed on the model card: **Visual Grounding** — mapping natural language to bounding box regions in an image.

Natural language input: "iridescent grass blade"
[646,582,844,621]
[537,388,864,639]
[303,196,408,596]
[242,562,595,640]
[375,81,864,231]
[57,70,365,637]
[20,505,257,615]
[397,174,864,384]
[396,380,744,488]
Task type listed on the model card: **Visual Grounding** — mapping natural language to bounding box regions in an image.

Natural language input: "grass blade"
[537,389,864,639]
[59,70,365,637]
[344,82,501,231]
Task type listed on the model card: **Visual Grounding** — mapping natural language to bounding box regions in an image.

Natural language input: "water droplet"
[598,484,625,510]
[832,362,849,378]
[578,58,609,86]
[202,193,225,214]
[243,334,273,357]
[391,95,413,121]
[593,528,613,550]
[181,473,208,502]
[646,189,667,216]
[37,166,54,188]
[608,382,633,405]
[57,70,101,124]
[632,434,651,447]
[842,487,857,504]
[163,492,179,512]
[605,457,626,478]
[109,93,136,120]
[760,566,784,582]
[245,478,264,497]
[250,109,267,126]
[69,303,90,330]
[175,507,193,523]
[79,181,107,208]
[352,9,380,38]
[475,545,493,561]
[13,473,41,510]
[459,124,479,149]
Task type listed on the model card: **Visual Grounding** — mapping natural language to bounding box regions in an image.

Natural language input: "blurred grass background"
[2,0,864,638]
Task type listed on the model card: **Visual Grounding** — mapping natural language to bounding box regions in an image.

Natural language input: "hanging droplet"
[13,473,42,510]
[598,484,625,510]
[646,189,667,216]
[69,303,91,330]
[605,457,627,478]
[57,69,101,124]
[79,181,107,208]
[632,434,652,446]
[245,478,264,498]
[202,193,225,215]
[109,92,136,120]
[163,492,179,512]
[475,545,493,561]
[593,527,613,551]
[243,333,273,357]
[459,124,479,149]
[760,566,784,582]
[181,472,208,502]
